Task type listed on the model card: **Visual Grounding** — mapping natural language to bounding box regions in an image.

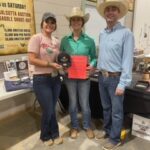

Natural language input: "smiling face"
[41,17,57,34]
[104,6,120,24]
[70,17,84,31]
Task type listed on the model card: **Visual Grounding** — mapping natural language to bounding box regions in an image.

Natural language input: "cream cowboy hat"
[65,7,90,23]
[97,0,128,19]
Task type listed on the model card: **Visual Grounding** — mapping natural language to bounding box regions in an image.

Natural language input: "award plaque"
[68,56,88,79]
[57,52,71,68]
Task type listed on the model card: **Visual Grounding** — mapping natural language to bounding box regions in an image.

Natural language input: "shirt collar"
[68,32,85,39]
[105,22,123,33]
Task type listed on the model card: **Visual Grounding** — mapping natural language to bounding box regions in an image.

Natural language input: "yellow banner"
[0,0,35,55]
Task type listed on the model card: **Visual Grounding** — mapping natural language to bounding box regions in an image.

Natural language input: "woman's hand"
[86,66,95,78]
[49,62,62,70]
[62,67,69,73]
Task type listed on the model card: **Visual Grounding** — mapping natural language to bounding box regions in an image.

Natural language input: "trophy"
[57,52,71,75]
[57,52,71,68]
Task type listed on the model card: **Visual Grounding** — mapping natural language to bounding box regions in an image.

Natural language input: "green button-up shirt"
[60,32,97,67]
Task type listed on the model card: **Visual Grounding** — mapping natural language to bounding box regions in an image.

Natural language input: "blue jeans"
[33,75,61,141]
[65,78,91,129]
[98,75,124,144]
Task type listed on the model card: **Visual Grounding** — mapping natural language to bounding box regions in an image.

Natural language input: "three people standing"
[28,1,134,148]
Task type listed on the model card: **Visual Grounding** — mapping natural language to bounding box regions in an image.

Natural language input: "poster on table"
[0,0,35,55]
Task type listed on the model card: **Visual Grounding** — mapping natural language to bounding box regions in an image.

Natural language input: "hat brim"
[97,1,128,19]
[65,13,90,23]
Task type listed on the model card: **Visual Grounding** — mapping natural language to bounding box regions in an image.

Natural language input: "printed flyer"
[0,0,35,55]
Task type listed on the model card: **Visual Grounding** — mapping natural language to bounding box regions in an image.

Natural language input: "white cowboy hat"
[97,0,128,19]
[65,7,90,23]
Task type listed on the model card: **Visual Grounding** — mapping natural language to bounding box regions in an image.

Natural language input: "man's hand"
[115,88,124,96]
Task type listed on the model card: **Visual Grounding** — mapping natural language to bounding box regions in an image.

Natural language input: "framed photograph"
[86,0,97,3]
[16,60,29,78]
[133,0,150,54]
[127,0,135,11]
[0,62,7,79]
[86,0,98,6]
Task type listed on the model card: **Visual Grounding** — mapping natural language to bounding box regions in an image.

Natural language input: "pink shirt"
[28,33,60,74]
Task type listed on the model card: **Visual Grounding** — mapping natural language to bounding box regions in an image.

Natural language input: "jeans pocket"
[109,76,120,88]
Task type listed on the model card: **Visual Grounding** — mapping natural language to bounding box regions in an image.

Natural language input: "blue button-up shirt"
[97,22,134,90]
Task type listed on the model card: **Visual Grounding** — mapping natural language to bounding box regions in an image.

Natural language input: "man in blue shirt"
[96,0,134,149]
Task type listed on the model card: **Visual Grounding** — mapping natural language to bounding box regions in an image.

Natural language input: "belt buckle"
[101,70,109,77]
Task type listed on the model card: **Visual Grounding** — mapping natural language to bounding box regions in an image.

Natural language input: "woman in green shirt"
[60,7,97,139]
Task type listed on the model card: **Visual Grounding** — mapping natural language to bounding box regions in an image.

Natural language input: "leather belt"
[99,70,121,77]
[33,73,52,77]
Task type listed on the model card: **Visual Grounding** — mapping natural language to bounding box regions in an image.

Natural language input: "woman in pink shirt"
[28,12,63,146]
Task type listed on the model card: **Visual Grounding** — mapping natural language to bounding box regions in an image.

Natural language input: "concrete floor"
[0,110,150,150]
